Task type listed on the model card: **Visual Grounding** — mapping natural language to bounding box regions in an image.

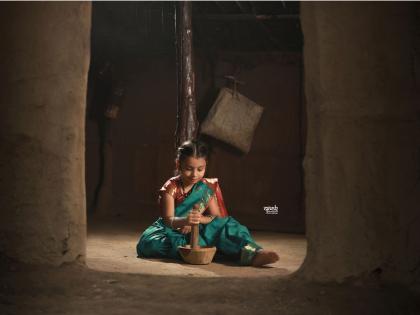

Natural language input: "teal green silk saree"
[136,177,262,265]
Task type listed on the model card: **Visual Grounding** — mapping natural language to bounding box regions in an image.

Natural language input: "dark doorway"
[86,1,304,233]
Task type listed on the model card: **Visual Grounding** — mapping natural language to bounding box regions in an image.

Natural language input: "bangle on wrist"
[206,215,215,222]
[167,216,186,230]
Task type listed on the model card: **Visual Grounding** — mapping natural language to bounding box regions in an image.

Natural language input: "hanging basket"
[200,87,264,153]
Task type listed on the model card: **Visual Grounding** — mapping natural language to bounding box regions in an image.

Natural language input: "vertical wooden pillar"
[175,1,198,148]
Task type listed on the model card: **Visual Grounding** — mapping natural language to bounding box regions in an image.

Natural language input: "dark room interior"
[1,1,420,314]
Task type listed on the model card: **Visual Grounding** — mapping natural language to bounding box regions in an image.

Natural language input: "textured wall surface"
[299,3,420,284]
[0,3,91,265]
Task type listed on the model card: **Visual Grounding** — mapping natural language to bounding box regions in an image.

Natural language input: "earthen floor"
[1,218,419,315]
[87,217,307,278]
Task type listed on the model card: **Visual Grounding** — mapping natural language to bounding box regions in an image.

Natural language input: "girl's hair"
[176,139,210,163]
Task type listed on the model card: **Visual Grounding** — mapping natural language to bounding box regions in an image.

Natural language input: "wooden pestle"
[191,223,199,249]
[178,205,217,265]
[190,206,200,249]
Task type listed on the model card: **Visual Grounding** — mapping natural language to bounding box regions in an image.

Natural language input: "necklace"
[180,179,193,198]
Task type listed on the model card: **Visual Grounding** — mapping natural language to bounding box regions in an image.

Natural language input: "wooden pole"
[191,224,199,249]
[175,1,198,148]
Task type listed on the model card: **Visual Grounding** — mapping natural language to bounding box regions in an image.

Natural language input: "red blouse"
[158,175,229,217]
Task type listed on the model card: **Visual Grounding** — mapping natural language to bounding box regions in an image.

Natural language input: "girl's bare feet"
[251,250,280,267]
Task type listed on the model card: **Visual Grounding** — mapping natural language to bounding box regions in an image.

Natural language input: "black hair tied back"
[176,139,210,162]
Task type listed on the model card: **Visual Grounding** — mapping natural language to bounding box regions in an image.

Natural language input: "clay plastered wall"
[0,3,91,265]
[300,3,420,284]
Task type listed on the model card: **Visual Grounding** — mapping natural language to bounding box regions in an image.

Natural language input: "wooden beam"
[194,14,299,21]
[175,1,198,147]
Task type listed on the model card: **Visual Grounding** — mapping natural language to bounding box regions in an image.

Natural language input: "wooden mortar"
[178,222,216,265]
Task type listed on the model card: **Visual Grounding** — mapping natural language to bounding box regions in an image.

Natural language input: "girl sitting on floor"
[136,139,279,266]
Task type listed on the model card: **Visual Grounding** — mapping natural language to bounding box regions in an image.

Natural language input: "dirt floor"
[1,218,419,315]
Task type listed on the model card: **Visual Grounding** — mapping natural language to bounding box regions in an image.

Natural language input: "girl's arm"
[160,192,189,229]
[160,193,202,229]
[200,194,221,225]
[161,191,220,228]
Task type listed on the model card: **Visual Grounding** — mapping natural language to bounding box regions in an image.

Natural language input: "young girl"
[136,140,279,266]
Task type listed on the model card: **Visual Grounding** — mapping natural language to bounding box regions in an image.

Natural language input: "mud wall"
[0,2,91,265]
[300,3,420,284]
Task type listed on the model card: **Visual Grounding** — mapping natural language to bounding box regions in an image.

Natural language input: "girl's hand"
[180,225,192,234]
[187,209,201,225]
